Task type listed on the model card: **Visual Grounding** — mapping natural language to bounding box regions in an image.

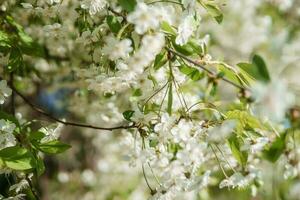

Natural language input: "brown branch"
[166,47,248,91]
[11,86,137,131]
[108,7,126,18]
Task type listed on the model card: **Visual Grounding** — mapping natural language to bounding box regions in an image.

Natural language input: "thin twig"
[166,47,248,91]
[210,144,228,178]
[108,7,125,18]
[143,81,169,109]
[215,144,237,173]
[11,86,137,131]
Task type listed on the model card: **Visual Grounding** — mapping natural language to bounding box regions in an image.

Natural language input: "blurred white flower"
[21,3,33,9]
[154,113,176,142]
[171,120,193,144]
[81,169,97,186]
[40,123,64,143]
[57,172,70,183]
[102,35,133,61]
[176,14,197,45]
[242,137,269,153]
[47,0,60,5]
[0,80,12,105]
[127,3,160,34]
[0,119,16,150]
[207,120,236,143]
[219,172,247,189]
[9,179,28,193]
[81,0,107,15]
[252,79,294,122]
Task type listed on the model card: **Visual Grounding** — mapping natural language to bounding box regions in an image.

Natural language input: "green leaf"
[118,0,137,12]
[132,88,142,97]
[123,110,135,121]
[178,64,204,81]
[167,82,173,115]
[106,15,122,34]
[209,82,218,96]
[142,103,160,114]
[36,156,45,176]
[172,40,194,56]
[252,54,270,82]
[0,30,12,48]
[202,2,223,24]
[7,48,23,73]
[29,131,46,141]
[187,39,204,55]
[0,146,36,170]
[149,139,159,148]
[153,50,168,70]
[228,136,248,167]
[161,21,176,35]
[6,15,44,57]
[35,140,71,154]
[237,55,270,83]
[217,64,244,87]
[263,132,286,163]
[226,110,263,133]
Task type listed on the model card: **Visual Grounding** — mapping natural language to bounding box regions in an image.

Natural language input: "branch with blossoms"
[166,47,248,91]
[11,84,138,131]
[0,0,299,200]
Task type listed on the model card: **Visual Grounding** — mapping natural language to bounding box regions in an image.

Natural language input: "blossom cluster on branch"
[0,0,300,199]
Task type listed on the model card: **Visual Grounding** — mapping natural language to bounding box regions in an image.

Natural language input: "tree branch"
[166,47,248,91]
[11,86,137,131]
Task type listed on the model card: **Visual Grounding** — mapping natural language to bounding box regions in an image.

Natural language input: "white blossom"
[40,123,64,143]
[82,0,107,15]
[176,14,197,45]
[102,35,133,61]
[47,0,61,5]
[252,79,294,122]
[0,120,16,150]
[207,120,236,143]
[127,3,160,34]
[0,80,12,105]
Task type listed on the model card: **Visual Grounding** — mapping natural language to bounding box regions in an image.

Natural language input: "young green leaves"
[237,54,271,83]
[199,0,223,24]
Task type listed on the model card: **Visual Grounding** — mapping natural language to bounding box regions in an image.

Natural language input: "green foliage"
[5,16,44,57]
[0,30,12,50]
[178,64,204,81]
[263,132,287,163]
[1,15,44,75]
[7,48,23,73]
[123,110,135,121]
[107,15,122,34]
[0,146,36,170]
[217,64,251,87]
[161,21,176,35]
[171,37,203,56]
[118,0,137,12]
[237,54,270,83]
[228,136,248,167]
[200,0,223,24]
[153,50,168,70]
[33,140,71,154]
[226,110,263,133]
